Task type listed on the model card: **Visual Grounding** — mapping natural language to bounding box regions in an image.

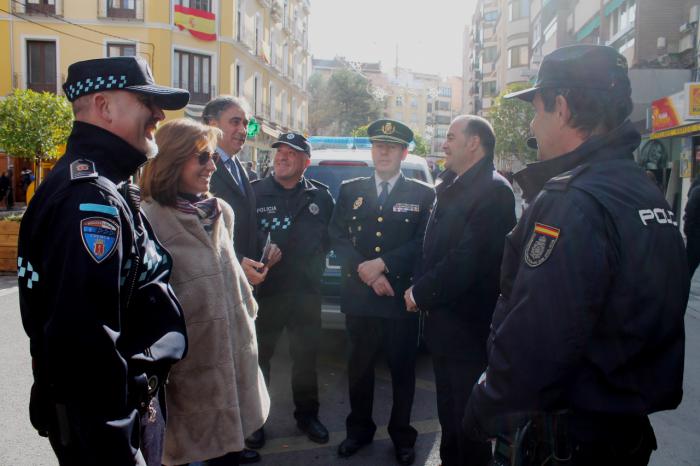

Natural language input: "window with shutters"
[176,0,211,11]
[107,43,136,57]
[173,50,212,105]
[25,0,55,15]
[26,40,57,93]
[108,0,136,18]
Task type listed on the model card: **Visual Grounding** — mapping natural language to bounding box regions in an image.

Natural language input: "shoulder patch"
[70,159,98,182]
[80,216,120,263]
[524,222,560,267]
[543,165,588,192]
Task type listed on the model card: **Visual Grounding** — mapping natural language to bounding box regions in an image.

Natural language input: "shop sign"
[174,5,216,41]
[651,94,682,132]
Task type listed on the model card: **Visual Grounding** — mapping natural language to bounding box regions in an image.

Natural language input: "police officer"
[18,56,189,466]
[330,119,435,465]
[462,45,688,466]
[251,132,334,446]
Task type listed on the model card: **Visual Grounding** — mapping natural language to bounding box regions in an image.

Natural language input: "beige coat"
[143,199,270,465]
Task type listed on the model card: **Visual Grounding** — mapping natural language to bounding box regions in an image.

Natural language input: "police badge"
[80,217,120,263]
[382,122,395,135]
[524,223,560,267]
[309,202,320,215]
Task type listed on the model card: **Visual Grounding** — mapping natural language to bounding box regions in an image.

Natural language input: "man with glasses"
[18,56,189,466]
[250,132,334,448]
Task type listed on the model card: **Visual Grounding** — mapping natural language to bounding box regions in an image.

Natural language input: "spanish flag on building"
[174,5,216,42]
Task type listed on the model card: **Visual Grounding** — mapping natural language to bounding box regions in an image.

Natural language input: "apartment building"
[0,0,311,165]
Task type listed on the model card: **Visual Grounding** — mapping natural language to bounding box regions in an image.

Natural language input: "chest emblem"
[393,203,420,213]
[309,202,320,215]
[80,217,120,264]
[524,223,560,267]
[353,196,363,210]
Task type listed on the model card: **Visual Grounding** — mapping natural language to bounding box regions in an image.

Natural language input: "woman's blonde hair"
[141,118,222,206]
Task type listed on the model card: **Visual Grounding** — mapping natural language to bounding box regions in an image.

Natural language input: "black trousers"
[256,292,321,420]
[344,315,419,448]
[432,355,491,466]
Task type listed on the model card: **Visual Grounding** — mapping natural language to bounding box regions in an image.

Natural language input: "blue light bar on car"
[308,136,415,151]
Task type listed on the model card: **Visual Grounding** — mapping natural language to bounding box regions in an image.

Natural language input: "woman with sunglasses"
[140,118,269,466]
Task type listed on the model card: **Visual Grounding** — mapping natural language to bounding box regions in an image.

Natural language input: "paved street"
[1,273,699,465]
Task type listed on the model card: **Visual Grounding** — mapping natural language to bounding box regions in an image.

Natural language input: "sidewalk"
[0,203,26,219]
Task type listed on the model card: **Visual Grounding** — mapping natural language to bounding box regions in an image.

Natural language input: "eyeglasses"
[195,150,220,165]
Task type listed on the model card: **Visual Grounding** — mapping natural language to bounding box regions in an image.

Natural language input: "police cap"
[504,45,630,102]
[62,56,190,110]
[272,132,311,156]
[367,119,413,147]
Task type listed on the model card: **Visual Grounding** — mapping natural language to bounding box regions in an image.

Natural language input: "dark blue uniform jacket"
[329,174,435,319]
[18,122,187,464]
[252,175,334,297]
[464,121,688,439]
[413,156,516,359]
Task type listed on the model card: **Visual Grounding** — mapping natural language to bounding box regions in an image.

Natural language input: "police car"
[305,137,434,329]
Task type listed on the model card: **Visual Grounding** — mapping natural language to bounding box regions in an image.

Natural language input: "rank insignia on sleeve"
[524,222,560,267]
[80,217,120,263]
[353,197,363,210]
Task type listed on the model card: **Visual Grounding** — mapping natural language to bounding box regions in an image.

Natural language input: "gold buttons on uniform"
[352,216,357,220]
[377,216,384,222]
[405,218,410,223]
[376,231,382,237]
[375,246,381,252]
[357,226,362,231]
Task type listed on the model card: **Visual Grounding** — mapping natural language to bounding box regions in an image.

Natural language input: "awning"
[650,122,700,140]
[261,123,281,139]
[576,15,600,41]
[604,0,625,16]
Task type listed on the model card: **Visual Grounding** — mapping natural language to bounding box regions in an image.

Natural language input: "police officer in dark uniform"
[330,119,435,465]
[18,56,189,466]
[462,45,688,466]
[251,132,334,446]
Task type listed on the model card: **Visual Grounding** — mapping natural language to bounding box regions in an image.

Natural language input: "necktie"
[378,181,389,209]
[226,159,246,196]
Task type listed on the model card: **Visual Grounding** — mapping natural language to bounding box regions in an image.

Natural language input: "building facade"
[0,0,311,168]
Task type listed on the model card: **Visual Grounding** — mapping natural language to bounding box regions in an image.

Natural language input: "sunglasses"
[195,150,220,165]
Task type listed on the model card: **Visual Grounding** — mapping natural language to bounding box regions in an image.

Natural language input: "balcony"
[15,0,63,15]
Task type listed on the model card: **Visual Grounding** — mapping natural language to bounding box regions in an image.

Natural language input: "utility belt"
[491,412,655,466]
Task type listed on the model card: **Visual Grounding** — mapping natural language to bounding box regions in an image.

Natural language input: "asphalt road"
[1,273,699,466]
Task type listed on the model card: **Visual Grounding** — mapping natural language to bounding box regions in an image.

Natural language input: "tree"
[0,89,73,183]
[488,82,536,164]
[308,70,382,136]
[351,124,429,156]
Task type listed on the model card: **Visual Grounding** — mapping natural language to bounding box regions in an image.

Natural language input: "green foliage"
[308,70,382,136]
[0,89,73,161]
[489,83,536,163]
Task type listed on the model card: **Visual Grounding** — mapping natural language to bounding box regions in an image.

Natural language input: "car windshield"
[305,165,428,199]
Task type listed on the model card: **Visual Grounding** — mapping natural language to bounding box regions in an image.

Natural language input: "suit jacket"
[329,174,435,319]
[413,156,516,359]
[210,154,261,260]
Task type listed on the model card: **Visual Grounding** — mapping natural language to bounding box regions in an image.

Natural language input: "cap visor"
[128,85,190,110]
[370,135,409,145]
[272,141,309,154]
[503,87,537,101]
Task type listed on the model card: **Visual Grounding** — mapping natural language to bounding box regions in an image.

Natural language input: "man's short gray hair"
[202,95,251,124]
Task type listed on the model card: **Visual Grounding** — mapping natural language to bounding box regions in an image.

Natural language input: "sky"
[309,0,479,78]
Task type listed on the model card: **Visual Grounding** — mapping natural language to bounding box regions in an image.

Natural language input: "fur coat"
[143,199,270,465]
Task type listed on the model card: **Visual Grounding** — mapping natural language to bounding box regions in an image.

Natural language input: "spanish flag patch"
[524,222,560,267]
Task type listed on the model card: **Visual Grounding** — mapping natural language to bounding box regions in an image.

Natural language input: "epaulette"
[308,178,330,190]
[69,159,99,182]
[543,164,588,192]
[250,177,262,185]
[340,176,367,186]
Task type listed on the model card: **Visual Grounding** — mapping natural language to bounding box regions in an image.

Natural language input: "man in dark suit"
[330,119,435,465]
[405,115,516,466]
[203,95,276,288]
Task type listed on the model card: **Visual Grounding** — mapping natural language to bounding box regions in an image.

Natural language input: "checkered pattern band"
[65,75,128,101]
[17,257,40,289]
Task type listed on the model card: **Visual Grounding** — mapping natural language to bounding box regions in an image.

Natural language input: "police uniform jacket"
[18,121,188,464]
[210,155,260,260]
[252,175,334,297]
[464,121,688,440]
[329,174,435,319]
[413,156,516,360]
